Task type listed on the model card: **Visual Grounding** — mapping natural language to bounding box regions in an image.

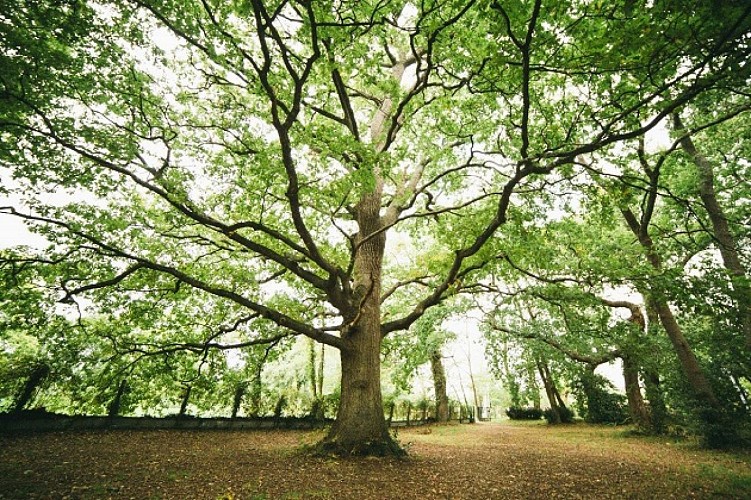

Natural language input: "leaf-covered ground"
[1,421,749,499]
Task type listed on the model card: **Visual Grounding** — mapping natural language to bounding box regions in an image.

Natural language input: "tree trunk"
[537,359,561,424]
[178,385,192,418]
[13,363,49,413]
[323,336,395,454]
[503,341,522,407]
[231,382,246,419]
[674,113,751,351]
[542,361,567,410]
[249,361,263,417]
[620,207,723,417]
[617,303,652,430]
[579,366,599,422]
[527,365,541,410]
[652,295,739,445]
[107,379,128,418]
[622,356,651,429]
[317,343,325,399]
[430,349,450,423]
[643,368,667,434]
[652,299,720,409]
[643,302,668,434]
[467,354,481,421]
[319,191,401,456]
[308,337,318,400]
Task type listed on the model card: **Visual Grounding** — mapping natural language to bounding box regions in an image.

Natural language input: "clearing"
[1,421,749,499]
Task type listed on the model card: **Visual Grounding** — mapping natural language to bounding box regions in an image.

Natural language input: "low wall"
[0,414,330,433]
[1,411,475,433]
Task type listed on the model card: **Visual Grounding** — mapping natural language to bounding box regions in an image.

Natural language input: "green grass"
[696,463,751,497]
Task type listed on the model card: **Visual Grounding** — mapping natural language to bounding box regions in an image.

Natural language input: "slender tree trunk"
[653,296,738,444]
[13,363,49,413]
[321,191,400,455]
[317,343,325,399]
[621,207,723,414]
[503,341,522,407]
[107,379,128,418]
[231,382,246,419]
[674,113,751,351]
[467,344,481,419]
[178,385,192,418]
[273,395,286,428]
[543,362,567,410]
[644,302,668,434]
[250,361,263,417]
[309,337,318,400]
[643,368,667,434]
[537,359,561,423]
[430,349,450,422]
[616,302,652,429]
[527,365,541,410]
[653,299,720,408]
[622,356,651,429]
[308,340,325,421]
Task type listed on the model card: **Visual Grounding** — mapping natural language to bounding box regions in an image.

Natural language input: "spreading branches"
[490,321,621,368]
[0,207,345,350]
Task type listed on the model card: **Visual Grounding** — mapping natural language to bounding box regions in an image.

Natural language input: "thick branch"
[1,207,346,350]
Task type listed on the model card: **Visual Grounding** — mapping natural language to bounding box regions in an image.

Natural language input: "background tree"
[384,302,460,422]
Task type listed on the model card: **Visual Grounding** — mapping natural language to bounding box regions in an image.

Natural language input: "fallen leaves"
[0,424,749,499]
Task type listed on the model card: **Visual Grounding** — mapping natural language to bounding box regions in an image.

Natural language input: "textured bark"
[545,363,567,410]
[430,349,450,422]
[604,300,651,429]
[537,359,562,423]
[323,319,395,455]
[320,191,401,455]
[652,300,721,408]
[674,113,751,351]
[622,356,651,429]
[621,207,722,412]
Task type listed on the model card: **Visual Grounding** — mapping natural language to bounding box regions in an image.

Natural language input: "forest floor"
[1,420,750,499]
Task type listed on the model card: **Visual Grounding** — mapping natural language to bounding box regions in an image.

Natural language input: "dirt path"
[1,421,749,499]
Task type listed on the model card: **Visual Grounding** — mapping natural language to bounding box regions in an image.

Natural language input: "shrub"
[506,406,543,420]
[574,371,629,424]
[543,406,574,424]
[586,390,629,424]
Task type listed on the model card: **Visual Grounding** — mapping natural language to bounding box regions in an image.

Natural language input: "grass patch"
[696,463,751,497]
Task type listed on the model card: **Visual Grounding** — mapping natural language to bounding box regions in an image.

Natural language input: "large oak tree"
[2,0,749,454]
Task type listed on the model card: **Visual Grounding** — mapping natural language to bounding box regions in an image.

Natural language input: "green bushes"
[574,372,629,424]
[543,406,574,424]
[506,406,543,420]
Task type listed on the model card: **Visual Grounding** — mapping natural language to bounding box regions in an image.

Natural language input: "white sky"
[0,210,43,249]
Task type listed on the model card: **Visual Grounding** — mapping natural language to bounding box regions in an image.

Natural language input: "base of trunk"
[313,431,406,457]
